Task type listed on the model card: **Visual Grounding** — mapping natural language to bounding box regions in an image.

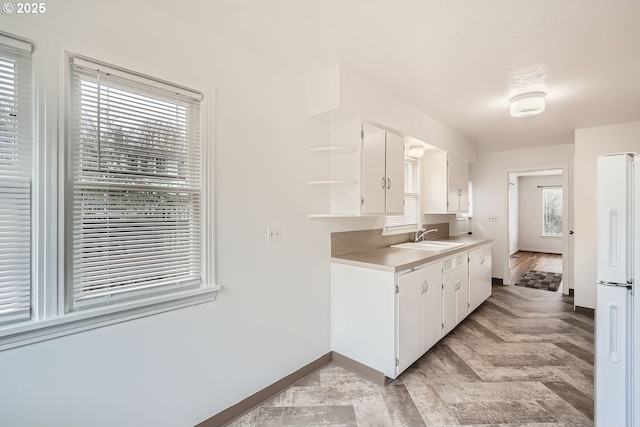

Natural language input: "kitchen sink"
[391,240,465,252]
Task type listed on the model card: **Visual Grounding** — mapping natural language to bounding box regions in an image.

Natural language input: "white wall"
[517,175,564,254]
[508,177,519,255]
[574,120,640,309]
[307,65,476,162]
[471,144,574,280]
[0,2,473,426]
[0,3,332,426]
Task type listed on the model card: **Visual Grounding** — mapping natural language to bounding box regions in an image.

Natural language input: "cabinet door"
[456,264,470,324]
[447,154,460,212]
[422,262,443,351]
[397,269,425,374]
[442,270,457,335]
[469,245,492,312]
[458,160,469,212]
[385,131,405,214]
[361,123,386,214]
[421,150,448,214]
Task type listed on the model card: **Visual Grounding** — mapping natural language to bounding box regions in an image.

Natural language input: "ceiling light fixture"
[407,144,424,158]
[510,92,546,118]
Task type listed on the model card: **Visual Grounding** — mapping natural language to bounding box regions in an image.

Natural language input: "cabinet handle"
[382,177,386,189]
[387,178,391,189]
[480,256,484,265]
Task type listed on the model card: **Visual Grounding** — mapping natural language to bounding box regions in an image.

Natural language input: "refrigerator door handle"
[609,303,620,362]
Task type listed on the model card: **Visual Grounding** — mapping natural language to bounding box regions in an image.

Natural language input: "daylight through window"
[68,56,204,310]
[0,36,33,325]
[542,187,562,237]
[385,158,419,232]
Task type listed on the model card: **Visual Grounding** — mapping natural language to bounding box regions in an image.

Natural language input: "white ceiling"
[145,0,640,153]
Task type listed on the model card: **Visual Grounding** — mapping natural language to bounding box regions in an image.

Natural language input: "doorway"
[504,167,572,295]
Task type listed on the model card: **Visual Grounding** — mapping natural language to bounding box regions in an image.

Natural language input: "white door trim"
[503,164,572,295]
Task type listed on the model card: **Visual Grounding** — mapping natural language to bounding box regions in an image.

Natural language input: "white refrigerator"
[596,152,639,427]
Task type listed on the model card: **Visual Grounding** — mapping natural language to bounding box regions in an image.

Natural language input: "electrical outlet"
[488,216,498,222]
[267,226,281,243]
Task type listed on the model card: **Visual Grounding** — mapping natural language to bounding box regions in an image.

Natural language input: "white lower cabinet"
[469,244,492,312]
[442,269,457,336]
[331,242,492,380]
[457,266,470,323]
[442,252,469,335]
[397,262,442,374]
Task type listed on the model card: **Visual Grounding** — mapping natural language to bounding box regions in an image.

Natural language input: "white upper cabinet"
[361,122,386,214]
[448,154,469,213]
[360,122,404,215]
[309,117,404,217]
[422,150,469,214]
[384,131,405,214]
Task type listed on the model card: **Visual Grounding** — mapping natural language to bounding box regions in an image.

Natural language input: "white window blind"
[542,187,562,237]
[68,56,204,310]
[385,158,419,232]
[0,35,34,325]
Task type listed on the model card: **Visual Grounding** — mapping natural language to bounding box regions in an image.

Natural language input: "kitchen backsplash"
[331,223,449,256]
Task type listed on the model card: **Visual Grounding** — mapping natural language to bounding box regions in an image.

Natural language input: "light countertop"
[331,235,492,273]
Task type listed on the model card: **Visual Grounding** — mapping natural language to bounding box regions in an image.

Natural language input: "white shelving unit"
[308,143,360,217]
[308,118,404,218]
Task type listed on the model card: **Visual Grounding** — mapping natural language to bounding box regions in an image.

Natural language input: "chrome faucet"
[414,228,438,242]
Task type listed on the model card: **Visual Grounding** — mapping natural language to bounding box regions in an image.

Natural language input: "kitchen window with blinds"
[67,56,206,310]
[384,158,420,234]
[0,35,34,326]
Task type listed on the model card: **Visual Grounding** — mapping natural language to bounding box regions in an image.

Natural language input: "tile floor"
[227,283,594,427]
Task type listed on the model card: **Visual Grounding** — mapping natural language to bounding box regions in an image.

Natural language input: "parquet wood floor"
[228,283,593,427]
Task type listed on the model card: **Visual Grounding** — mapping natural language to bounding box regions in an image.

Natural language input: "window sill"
[0,286,220,352]
[382,226,419,236]
[540,235,563,239]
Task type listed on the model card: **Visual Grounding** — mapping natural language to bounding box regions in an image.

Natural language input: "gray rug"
[515,269,562,292]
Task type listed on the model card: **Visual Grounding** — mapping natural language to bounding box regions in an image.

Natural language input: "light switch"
[267,226,282,243]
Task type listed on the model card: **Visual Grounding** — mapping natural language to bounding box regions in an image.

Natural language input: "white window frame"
[0,27,218,351]
[542,187,563,237]
[383,157,421,235]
